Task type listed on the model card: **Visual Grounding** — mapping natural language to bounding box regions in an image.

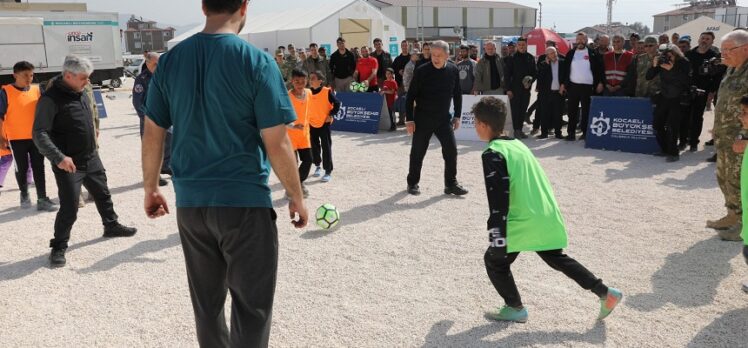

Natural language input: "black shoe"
[49,248,66,267]
[579,134,586,140]
[407,185,420,195]
[103,222,137,238]
[537,133,549,139]
[530,128,540,136]
[666,155,680,162]
[706,154,717,162]
[565,135,576,141]
[159,178,168,187]
[678,143,687,151]
[516,131,528,139]
[555,133,564,139]
[444,183,468,196]
[689,145,698,152]
[37,197,58,212]
[160,168,173,176]
[20,192,31,209]
[389,126,397,132]
[705,139,714,146]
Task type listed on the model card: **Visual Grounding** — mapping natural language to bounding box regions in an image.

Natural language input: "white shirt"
[550,60,560,91]
[570,49,594,85]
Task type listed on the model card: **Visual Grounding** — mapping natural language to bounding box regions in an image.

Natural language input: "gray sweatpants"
[177,207,278,348]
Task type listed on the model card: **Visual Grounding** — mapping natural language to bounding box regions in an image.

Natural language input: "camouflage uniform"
[714,60,748,214]
[634,53,660,98]
[282,55,299,85]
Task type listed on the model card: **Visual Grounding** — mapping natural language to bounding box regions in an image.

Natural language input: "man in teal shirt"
[141,1,308,346]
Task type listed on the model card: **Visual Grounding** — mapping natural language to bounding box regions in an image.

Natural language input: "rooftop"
[370,0,534,10]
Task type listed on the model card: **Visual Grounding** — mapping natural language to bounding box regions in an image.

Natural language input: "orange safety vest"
[0,124,9,156]
[2,84,40,141]
[308,87,334,128]
[287,89,312,150]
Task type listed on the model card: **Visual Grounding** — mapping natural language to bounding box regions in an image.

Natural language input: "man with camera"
[707,29,748,240]
[684,32,725,153]
[645,44,691,162]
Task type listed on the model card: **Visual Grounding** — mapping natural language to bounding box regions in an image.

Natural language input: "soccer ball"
[316,203,340,230]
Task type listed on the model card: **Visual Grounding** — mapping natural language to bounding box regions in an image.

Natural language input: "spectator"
[353,46,379,92]
[380,68,398,131]
[536,47,567,139]
[469,44,479,61]
[504,38,536,138]
[456,45,477,95]
[671,32,680,45]
[303,43,332,87]
[417,42,432,67]
[603,35,634,96]
[597,35,611,55]
[474,41,505,96]
[371,38,393,87]
[659,34,669,45]
[623,35,661,98]
[629,33,642,54]
[561,32,604,140]
[402,49,420,94]
[507,42,516,56]
[391,40,411,125]
[684,31,725,152]
[329,37,357,92]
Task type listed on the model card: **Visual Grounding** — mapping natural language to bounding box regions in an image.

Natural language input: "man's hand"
[0,136,8,150]
[507,90,514,99]
[57,157,76,173]
[660,63,673,71]
[452,118,461,131]
[559,84,566,95]
[406,121,415,135]
[144,190,170,218]
[652,56,659,67]
[596,83,604,94]
[472,89,478,96]
[733,140,747,154]
[288,197,308,228]
[326,115,334,123]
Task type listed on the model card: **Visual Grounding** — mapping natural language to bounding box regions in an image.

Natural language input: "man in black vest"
[33,55,137,267]
[561,32,604,140]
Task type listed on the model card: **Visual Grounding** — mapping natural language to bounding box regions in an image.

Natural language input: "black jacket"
[685,47,724,92]
[329,49,357,79]
[646,57,691,99]
[563,47,604,87]
[504,52,537,91]
[536,57,567,94]
[405,61,462,129]
[33,77,97,167]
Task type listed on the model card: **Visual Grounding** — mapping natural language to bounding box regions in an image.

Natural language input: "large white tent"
[168,0,405,55]
[663,16,736,44]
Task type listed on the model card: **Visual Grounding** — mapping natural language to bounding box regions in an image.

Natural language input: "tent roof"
[663,16,736,42]
[246,0,357,34]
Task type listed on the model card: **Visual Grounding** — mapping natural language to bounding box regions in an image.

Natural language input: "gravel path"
[0,84,745,347]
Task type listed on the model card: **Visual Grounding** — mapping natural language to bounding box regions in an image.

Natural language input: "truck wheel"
[110,78,122,88]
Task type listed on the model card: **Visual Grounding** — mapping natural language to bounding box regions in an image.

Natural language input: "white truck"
[0,11,124,87]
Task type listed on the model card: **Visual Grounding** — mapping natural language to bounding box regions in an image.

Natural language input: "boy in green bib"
[472,96,623,322]
[733,95,748,293]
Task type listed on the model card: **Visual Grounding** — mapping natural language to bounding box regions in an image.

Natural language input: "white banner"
[455,94,514,142]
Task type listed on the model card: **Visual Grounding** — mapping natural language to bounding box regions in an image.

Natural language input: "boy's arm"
[482,150,510,247]
[327,90,341,116]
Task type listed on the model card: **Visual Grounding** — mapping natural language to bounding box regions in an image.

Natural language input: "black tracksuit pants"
[310,124,333,174]
[484,246,609,308]
[9,139,47,198]
[296,148,313,183]
[653,97,682,156]
[566,83,593,137]
[539,92,564,136]
[688,93,709,147]
[177,207,278,348]
[407,121,458,187]
[510,89,531,132]
[50,155,118,249]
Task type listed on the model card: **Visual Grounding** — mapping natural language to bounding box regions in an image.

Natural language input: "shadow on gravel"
[114,131,141,139]
[422,320,606,347]
[627,238,742,311]
[687,308,748,347]
[335,191,446,227]
[0,207,51,224]
[0,237,109,282]
[100,124,139,131]
[76,233,180,274]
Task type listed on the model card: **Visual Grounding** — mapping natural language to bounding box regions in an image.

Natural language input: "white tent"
[168,0,406,55]
[664,16,736,44]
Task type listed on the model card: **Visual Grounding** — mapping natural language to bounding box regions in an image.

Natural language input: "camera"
[657,44,673,65]
[699,57,722,76]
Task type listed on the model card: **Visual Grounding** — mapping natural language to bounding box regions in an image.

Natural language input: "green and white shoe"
[598,287,623,320]
[488,305,528,323]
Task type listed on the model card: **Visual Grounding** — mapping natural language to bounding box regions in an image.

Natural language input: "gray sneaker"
[743,281,748,293]
[20,192,31,209]
[37,197,59,212]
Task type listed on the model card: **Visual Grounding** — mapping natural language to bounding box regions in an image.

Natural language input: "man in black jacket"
[504,38,536,138]
[684,31,725,152]
[329,37,357,92]
[561,32,605,140]
[405,40,467,196]
[537,47,567,139]
[391,40,411,125]
[33,55,137,267]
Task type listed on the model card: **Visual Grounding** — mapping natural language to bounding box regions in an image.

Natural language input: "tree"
[629,22,651,35]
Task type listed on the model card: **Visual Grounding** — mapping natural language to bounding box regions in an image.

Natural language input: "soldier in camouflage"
[623,36,661,98]
[283,44,300,88]
[708,29,748,241]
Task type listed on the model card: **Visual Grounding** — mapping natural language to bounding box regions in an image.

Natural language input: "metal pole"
[538,2,542,28]
[417,0,424,42]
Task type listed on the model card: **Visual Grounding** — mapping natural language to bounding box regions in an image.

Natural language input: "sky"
[28,0,748,33]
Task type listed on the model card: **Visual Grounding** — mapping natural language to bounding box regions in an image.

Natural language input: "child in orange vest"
[308,71,340,183]
[287,68,313,198]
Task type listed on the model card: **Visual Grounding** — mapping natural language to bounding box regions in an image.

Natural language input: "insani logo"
[67,31,94,42]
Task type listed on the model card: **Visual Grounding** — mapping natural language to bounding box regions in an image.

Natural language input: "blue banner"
[330,93,384,134]
[93,88,108,119]
[389,43,399,56]
[585,97,659,154]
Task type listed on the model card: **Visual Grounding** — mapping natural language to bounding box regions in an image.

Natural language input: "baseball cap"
[643,36,658,44]
[678,35,692,43]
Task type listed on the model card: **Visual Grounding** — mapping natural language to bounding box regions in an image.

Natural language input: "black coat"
[562,47,604,87]
[504,52,536,91]
[536,57,567,94]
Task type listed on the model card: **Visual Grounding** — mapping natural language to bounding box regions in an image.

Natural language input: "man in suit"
[536,47,567,139]
[561,32,605,140]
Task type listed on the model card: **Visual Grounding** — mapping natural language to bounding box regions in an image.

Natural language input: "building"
[124,16,175,54]
[169,0,405,56]
[0,0,86,11]
[370,0,536,41]
[664,16,736,43]
[652,0,735,33]
[715,6,748,28]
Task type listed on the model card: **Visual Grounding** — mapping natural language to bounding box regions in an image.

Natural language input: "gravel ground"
[0,81,746,347]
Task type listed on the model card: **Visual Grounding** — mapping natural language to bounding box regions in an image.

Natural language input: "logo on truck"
[67,32,94,42]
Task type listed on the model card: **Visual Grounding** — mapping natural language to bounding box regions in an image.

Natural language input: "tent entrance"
[340,18,371,48]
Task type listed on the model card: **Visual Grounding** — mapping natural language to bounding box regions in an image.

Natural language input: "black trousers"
[509,89,531,132]
[531,100,541,131]
[9,139,46,198]
[177,207,278,348]
[484,246,608,308]
[139,116,172,171]
[407,121,458,187]
[310,124,333,174]
[653,97,682,156]
[566,83,593,136]
[679,103,692,146]
[50,155,118,249]
[539,91,564,136]
[688,93,709,147]
[296,148,313,183]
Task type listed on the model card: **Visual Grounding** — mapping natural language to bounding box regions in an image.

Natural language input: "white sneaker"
[313,166,322,177]
[743,281,748,293]
[321,174,332,183]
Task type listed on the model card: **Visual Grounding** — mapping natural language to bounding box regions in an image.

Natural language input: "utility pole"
[538,2,542,28]
[416,0,424,42]
[606,0,615,35]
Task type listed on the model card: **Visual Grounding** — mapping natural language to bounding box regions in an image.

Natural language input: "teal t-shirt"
[145,33,296,208]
